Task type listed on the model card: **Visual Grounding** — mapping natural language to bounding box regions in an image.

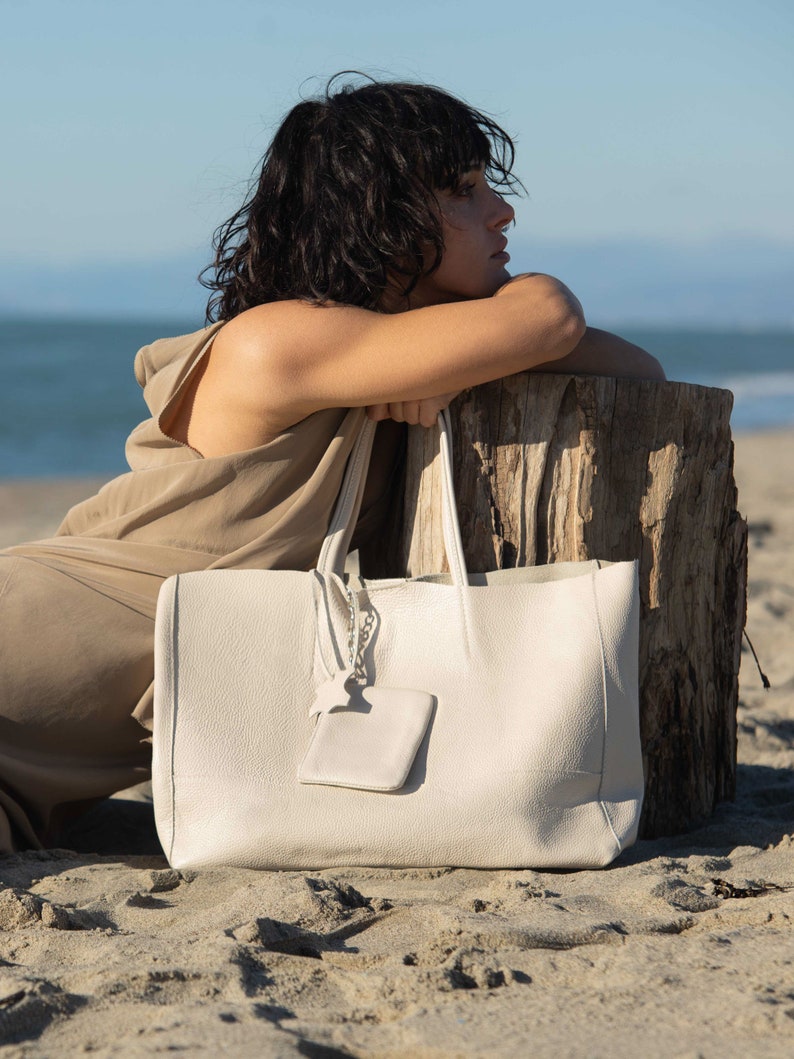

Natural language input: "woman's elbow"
[558,305,588,354]
[495,272,586,364]
[545,298,587,361]
[541,275,587,357]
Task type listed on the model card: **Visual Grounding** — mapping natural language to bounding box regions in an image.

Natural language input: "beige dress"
[0,324,405,851]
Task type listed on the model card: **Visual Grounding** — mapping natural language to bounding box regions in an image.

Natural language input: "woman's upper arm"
[225,273,586,422]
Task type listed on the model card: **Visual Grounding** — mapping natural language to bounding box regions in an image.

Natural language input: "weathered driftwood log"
[365,373,747,839]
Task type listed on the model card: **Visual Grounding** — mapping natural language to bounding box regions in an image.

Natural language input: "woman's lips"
[491,238,509,262]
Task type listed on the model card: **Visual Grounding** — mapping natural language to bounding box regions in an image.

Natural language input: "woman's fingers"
[366,392,462,426]
[366,404,389,420]
[384,402,418,423]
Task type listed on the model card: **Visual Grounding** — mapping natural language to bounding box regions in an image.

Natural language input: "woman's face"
[411,168,515,307]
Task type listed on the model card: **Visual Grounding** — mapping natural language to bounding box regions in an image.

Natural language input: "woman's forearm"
[366,325,665,425]
[532,326,666,381]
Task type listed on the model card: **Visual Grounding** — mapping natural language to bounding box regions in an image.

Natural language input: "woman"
[0,76,663,852]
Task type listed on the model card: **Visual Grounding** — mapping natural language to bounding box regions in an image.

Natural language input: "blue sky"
[2,0,792,321]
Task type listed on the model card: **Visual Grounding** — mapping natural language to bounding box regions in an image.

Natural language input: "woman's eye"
[456,182,476,198]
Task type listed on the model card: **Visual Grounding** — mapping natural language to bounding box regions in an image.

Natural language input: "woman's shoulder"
[158,305,336,458]
[214,299,363,362]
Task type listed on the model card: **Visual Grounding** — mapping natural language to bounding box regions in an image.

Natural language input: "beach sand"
[0,430,792,1057]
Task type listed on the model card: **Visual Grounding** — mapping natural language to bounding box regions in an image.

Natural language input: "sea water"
[0,317,792,479]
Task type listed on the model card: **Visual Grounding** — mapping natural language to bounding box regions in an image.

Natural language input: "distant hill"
[1,235,792,327]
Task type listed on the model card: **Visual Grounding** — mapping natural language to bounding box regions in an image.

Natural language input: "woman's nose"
[489,190,515,230]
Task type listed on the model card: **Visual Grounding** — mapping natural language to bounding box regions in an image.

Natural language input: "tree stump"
[368,373,748,839]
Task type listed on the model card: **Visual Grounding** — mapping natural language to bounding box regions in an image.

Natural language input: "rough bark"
[367,373,748,839]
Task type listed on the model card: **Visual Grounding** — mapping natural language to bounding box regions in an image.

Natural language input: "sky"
[2,0,792,321]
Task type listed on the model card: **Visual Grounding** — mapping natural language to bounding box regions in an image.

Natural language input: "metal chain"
[345,585,356,670]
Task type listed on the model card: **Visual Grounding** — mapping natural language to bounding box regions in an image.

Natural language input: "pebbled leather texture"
[152,411,644,871]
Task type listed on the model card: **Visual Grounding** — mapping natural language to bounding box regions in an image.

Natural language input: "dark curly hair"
[201,74,520,321]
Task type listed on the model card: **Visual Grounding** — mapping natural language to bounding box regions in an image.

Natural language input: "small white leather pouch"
[298,685,435,791]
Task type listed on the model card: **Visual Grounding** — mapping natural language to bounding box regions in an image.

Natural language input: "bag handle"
[317,408,469,587]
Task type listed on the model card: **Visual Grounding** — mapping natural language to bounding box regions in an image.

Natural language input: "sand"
[0,430,792,1057]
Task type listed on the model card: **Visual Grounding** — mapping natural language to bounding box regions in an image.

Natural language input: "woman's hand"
[366,391,461,427]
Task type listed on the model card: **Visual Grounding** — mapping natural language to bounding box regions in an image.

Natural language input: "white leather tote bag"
[152,410,644,871]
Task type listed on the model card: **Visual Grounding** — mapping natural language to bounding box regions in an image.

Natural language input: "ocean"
[0,316,792,479]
